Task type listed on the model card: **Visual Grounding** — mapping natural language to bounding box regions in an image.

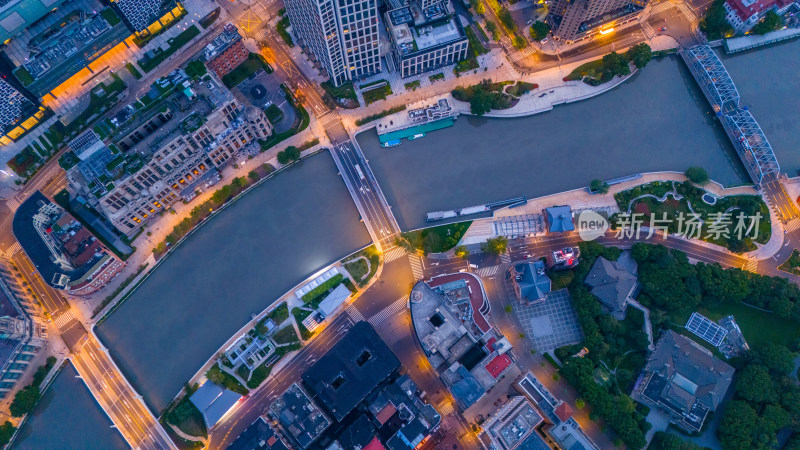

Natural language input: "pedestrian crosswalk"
[500,253,511,264]
[786,218,800,233]
[4,198,20,213]
[317,111,340,129]
[383,246,407,263]
[743,260,758,273]
[345,304,365,322]
[408,255,424,280]
[437,401,455,416]
[509,45,538,62]
[3,243,21,259]
[53,310,75,329]
[368,295,408,327]
[476,265,500,278]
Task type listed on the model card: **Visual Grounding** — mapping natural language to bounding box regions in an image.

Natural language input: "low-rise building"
[479,396,549,450]
[632,330,734,432]
[229,416,290,450]
[509,260,551,304]
[724,0,800,33]
[410,274,515,410]
[686,312,749,358]
[270,383,332,448]
[384,0,469,78]
[204,24,249,79]
[584,251,639,319]
[113,0,180,33]
[190,380,243,428]
[545,205,575,233]
[12,191,126,295]
[0,0,70,43]
[514,372,600,449]
[66,75,272,236]
[11,8,130,99]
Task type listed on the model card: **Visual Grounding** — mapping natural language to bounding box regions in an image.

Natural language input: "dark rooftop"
[228,416,289,450]
[302,322,401,422]
[13,191,61,287]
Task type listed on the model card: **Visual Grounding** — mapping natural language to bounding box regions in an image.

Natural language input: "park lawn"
[222,53,272,88]
[779,249,800,276]
[272,326,300,345]
[206,364,249,395]
[322,80,357,100]
[402,221,472,254]
[343,245,379,287]
[669,302,800,349]
[167,396,207,438]
[292,308,315,340]
[565,59,605,81]
[362,84,392,105]
[506,81,537,97]
[266,303,289,325]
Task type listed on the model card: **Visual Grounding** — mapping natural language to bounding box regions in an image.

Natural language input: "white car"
[541,38,549,44]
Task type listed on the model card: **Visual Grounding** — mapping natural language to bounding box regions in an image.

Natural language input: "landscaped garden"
[395,221,472,255]
[564,44,653,85]
[322,80,358,101]
[613,180,771,252]
[779,249,800,276]
[361,81,392,105]
[343,245,380,287]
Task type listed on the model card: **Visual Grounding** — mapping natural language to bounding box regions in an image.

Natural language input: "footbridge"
[681,45,780,187]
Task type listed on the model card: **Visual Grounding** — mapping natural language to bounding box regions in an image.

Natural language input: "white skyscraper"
[285,0,381,86]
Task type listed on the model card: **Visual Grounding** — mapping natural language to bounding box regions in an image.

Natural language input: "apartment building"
[204,23,249,78]
[67,75,272,236]
[285,0,381,86]
[547,0,648,43]
[385,0,469,78]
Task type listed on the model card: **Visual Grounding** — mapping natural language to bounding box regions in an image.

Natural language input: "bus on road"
[354,164,365,180]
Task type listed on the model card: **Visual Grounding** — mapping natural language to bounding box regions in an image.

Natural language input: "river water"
[43,41,798,425]
[95,153,370,412]
[359,55,756,230]
[11,363,127,449]
[717,40,800,176]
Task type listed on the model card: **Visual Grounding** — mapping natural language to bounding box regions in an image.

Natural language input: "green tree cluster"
[685,166,709,184]
[589,179,609,194]
[10,385,40,417]
[454,245,470,260]
[602,51,630,77]
[498,8,516,31]
[751,10,782,35]
[560,357,648,449]
[0,421,15,446]
[481,236,508,255]
[700,0,735,39]
[719,343,800,448]
[530,21,550,40]
[468,0,486,14]
[185,60,207,79]
[649,431,702,449]
[632,243,800,320]
[624,43,653,69]
[452,79,512,116]
[277,146,301,164]
[485,21,500,40]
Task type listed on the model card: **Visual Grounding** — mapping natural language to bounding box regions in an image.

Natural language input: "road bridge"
[681,45,780,187]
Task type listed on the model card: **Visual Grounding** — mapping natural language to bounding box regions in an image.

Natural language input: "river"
[95,153,371,412]
[358,55,752,230]
[11,363,126,448]
[718,40,800,176]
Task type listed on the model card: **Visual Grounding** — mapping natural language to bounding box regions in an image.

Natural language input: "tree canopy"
[530,21,550,41]
[481,236,508,255]
[700,0,735,39]
[590,179,609,194]
[685,166,709,184]
[751,10,782,35]
[602,51,630,77]
[624,43,652,69]
[186,60,207,78]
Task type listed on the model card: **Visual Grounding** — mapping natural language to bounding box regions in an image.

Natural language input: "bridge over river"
[680,45,799,221]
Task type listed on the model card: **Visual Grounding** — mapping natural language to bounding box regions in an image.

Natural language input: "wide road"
[210,313,356,448]
[9,248,173,449]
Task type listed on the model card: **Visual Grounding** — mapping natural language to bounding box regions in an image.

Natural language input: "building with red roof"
[724,0,799,33]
